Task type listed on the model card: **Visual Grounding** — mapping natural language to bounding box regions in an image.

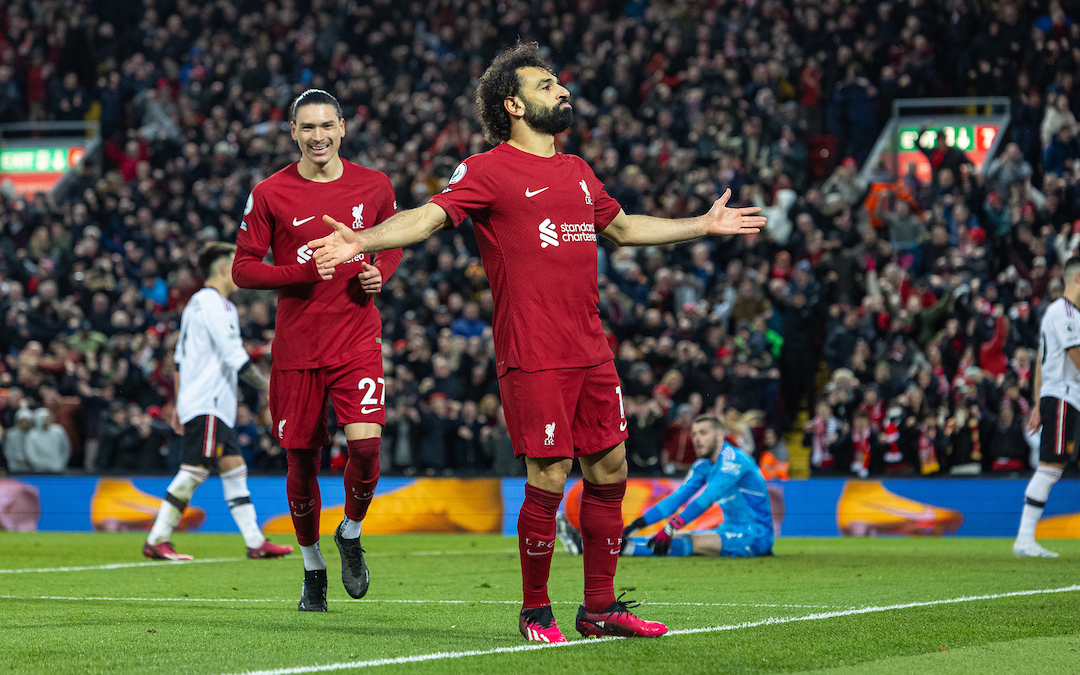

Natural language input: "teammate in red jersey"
[232,89,402,612]
[308,44,764,639]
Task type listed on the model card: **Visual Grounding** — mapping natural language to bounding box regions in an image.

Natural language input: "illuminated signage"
[0,147,84,173]
[0,146,85,196]
[894,124,1001,185]
[897,125,998,152]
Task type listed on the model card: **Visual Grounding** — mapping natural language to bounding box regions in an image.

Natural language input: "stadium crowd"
[1,0,1079,479]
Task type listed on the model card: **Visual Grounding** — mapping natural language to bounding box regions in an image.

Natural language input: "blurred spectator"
[626,396,665,474]
[984,143,1033,196]
[3,409,34,472]
[450,302,488,339]
[480,406,521,477]
[661,403,696,474]
[24,408,71,473]
[418,394,455,472]
[989,401,1028,473]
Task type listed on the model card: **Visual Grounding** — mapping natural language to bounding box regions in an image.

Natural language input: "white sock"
[147,466,208,545]
[341,516,361,539]
[221,464,265,549]
[1017,465,1063,543]
[147,502,183,546]
[301,542,326,571]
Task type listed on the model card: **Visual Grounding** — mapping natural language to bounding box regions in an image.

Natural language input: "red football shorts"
[270,350,385,449]
[498,361,628,459]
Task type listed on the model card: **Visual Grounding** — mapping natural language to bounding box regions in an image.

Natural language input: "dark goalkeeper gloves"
[646,515,685,556]
[622,517,647,543]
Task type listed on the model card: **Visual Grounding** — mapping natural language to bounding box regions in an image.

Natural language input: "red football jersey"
[236,160,400,370]
[429,143,622,376]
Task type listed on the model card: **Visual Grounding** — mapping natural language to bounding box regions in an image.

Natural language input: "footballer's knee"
[580,442,628,484]
[525,456,572,493]
[166,464,210,510]
[218,455,245,473]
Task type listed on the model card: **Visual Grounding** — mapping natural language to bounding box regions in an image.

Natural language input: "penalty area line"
[219,584,1080,675]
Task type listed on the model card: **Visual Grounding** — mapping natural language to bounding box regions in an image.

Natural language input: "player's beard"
[523,97,574,136]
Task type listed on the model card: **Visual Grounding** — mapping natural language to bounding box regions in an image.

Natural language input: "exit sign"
[0,145,86,197]
[897,125,998,152]
[894,122,1001,185]
[0,146,84,173]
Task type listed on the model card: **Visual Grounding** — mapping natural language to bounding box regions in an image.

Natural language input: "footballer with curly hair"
[308,42,765,641]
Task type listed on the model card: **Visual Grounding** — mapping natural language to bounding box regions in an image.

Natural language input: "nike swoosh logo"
[360,407,381,415]
[524,187,549,197]
[292,216,315,227]
[609,549,621,555]
[620,420,627,431]
[525,549,551,556]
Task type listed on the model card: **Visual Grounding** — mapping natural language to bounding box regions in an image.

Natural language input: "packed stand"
[0,0,1076,479]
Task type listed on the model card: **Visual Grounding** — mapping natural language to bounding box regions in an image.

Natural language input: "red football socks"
[580,479,626,612]
[344,437,381,522]
[285,448,322,546]
[518,483,563,609]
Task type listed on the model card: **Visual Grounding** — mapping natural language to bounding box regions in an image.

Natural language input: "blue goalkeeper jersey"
[642,442,773,531]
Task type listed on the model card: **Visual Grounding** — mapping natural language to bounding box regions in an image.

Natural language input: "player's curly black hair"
[475,42,553,145]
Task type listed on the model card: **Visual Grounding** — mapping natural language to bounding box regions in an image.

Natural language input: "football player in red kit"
[232,89,401,612]
[308,44,764,639]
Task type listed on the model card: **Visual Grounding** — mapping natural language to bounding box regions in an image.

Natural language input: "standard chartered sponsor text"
[560,222,596,242]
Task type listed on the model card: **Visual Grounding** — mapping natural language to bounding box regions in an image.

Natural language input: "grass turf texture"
[1,534,1079,674]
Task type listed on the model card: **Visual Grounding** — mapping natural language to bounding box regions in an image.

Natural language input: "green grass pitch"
[2,533,1080,674]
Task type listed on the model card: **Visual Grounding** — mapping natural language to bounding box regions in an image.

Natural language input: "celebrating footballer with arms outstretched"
[233,89,402,612]
[308,43,765,640]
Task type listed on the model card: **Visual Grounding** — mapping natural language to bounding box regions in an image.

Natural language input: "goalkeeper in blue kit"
[558,415,774,557]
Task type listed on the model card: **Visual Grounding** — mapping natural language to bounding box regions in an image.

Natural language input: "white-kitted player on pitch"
[143,242,293,561]
[1014,257,1080,558]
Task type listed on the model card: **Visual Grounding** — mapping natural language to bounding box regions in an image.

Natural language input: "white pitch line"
[0,595,284,603]
[219,584,1080,675]
[0,557,245,574]
[0,595,835,610]
[0,549,520,575]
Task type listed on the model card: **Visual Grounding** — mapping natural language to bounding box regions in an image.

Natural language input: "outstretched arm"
[639,462,710,525]
[309,203,450,267]
[600,189,765,247]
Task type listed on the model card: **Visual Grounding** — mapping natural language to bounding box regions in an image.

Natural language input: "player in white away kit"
[143,243,293,561]
[1014,257,1080,557]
